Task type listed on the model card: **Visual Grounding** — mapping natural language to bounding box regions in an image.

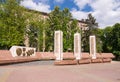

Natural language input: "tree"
[24,12,48,52]
[111,23,120,60]
[100,23,120,60]
[0,0,26,49]
[82,13,99,52]
[111,23,120,51]
[101,26,113,52]
[86,13,98,34]
[47,6,80,51]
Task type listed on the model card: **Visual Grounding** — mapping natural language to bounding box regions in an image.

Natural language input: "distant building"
[24,9,88,48]
[25,9,88,31]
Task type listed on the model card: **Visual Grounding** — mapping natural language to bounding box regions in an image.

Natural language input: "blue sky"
[32,0,79,10]
[20,0,120,28]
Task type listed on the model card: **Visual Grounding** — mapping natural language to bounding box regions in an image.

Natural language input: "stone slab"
[102,58,112,63]
[0,50,38,65]
[40,52,56,60]
[63,52,75,60]
[54,60,78,65]
[91,59,103,63]
[0,50,115,65]
[96,53,102,58]
[81,53,91,59]
[0,57,38,65]
[78,59,91,64]
[36,52,42,60]
[0,50,13,60]
[101,53,115,58]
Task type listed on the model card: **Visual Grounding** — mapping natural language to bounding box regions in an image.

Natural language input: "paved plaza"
[0,61,120,82]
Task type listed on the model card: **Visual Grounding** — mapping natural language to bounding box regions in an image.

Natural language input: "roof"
[25,8,48,16]
[25,8,86,23]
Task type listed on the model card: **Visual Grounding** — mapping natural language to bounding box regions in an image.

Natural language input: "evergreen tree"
[82,13,99,52]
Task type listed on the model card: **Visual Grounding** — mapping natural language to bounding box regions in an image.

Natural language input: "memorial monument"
[10,46,36,57]
[74,33,81,60]
[89,35,96,59]
[54,31,63,60]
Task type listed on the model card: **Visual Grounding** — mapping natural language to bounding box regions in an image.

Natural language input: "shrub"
[113,51,120,60]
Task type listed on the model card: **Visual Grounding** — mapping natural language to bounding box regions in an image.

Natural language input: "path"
[0,61,120,82]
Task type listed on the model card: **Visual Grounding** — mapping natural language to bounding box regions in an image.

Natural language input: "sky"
[20,0,120,28]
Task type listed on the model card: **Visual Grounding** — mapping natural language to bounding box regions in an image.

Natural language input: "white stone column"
[54,31,63,60]
[89,35,96,59]
[74,33,81,60]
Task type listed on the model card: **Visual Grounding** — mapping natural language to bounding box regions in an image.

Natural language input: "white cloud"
[72,0,120,28]
[71,9,89,19]
[20,0,51,13]
[54,0,64,4]
[20,0,120,28]
[74,0,91,10]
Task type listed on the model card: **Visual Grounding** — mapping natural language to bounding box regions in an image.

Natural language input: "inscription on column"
[55,33,59,53]
[75,35,79,53]
[91,37,94,55]
[74,33,81,60]
[54,31,63,60]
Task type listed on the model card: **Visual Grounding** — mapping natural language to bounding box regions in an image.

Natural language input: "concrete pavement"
[0,61,120,82]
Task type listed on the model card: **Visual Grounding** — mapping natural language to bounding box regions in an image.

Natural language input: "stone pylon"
[89,35,96,59]
[54,31,63,60]
[74,33,81,60]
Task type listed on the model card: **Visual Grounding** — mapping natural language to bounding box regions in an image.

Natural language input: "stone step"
[54,60,78,65]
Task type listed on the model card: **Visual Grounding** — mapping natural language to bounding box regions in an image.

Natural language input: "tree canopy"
[47,6,80,51]
[0,0,26,49]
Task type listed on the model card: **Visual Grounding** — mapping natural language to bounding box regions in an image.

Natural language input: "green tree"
[86,13,98,34]
[100,23,120,60]
[82,13,98,52]
[47,6,79,51]
[101,26,113,52]
[25,15,47,52]
[111,23,120,60]
[0,0,26,49]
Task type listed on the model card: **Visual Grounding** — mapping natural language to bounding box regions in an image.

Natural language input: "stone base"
[91,59,103,63]
[101,53,115,59]
[63,52,75,60]
[36,52,56,60]
[0,50,38,65]
[78,59,91,64]
[81,53,91,59]
[0,57,38,65]
[54,60,78,65]
[102,58,112,63]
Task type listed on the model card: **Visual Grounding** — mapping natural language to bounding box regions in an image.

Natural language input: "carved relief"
[16,48,22,56]
[11,46,35,57]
